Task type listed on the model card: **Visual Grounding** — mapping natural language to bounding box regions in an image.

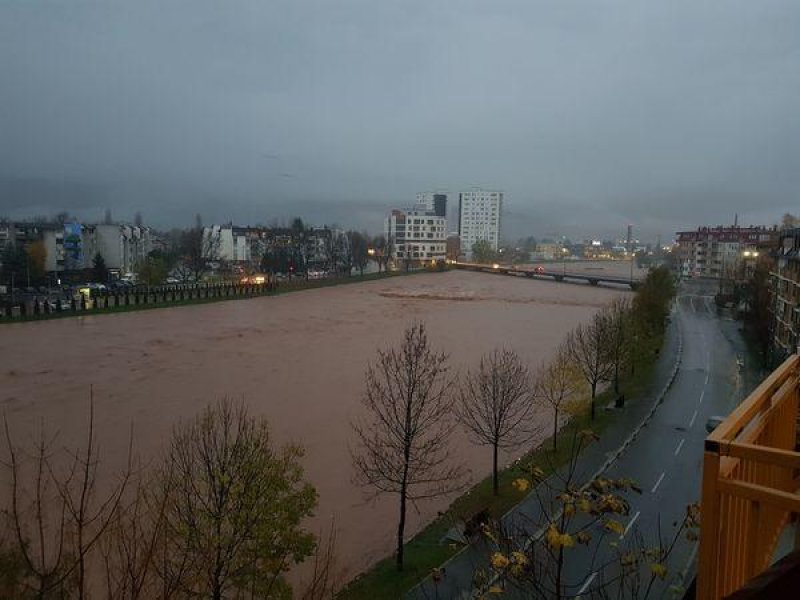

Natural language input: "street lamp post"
[740,250,759,317]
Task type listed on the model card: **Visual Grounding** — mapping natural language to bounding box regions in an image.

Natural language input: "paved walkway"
[407,308,684,599]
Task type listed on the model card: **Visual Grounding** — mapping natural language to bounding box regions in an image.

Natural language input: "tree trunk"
[590,382,597,420]
[555,546,564,600]
[397,486,406,571]
[553,409,558,452]
[492,443,499,496]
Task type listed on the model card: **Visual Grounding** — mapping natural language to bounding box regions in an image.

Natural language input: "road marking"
[698,389,705,406]
[621,510,641,539]
[689,409,698,428]
[651,472,665,493]
[680,538,700,583]
[674,438,685,456]
[576,572,597,597]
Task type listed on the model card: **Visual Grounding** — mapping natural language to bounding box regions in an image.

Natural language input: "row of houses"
[1,220,154,277]
[202,225,351,271]
[674,225,778,279]
[674,224,800,363]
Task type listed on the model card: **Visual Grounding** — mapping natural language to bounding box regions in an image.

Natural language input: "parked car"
[47,296,70,311]
[706,415,725,433]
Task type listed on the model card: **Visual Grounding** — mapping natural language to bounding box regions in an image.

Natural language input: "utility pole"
[630,251,634,283]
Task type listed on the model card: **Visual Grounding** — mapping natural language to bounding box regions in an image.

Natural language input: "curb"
[409,306,685,599]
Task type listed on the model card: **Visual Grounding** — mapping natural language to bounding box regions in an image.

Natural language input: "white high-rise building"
[458,188,503,260]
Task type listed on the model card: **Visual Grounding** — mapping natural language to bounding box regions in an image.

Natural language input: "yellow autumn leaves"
[604,519,625,535]
[511,478,530,492]
[490,550,529,578]
[545,525,576,550]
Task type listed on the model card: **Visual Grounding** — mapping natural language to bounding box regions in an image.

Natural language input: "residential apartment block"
[203,225,253,263]
[1,220,152,276]
[675,226,777,279]
[771,228,800,360]
[82,224,153,275]
[458,188,502,260]
[386,208,446,264]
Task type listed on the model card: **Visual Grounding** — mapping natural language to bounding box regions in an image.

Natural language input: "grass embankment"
[0,268,431,325]
[337,334,664,600]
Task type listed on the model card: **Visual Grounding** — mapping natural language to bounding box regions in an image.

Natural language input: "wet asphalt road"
[558,279,750,599]
[409,279,760,599]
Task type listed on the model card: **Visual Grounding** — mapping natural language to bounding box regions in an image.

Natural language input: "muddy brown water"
[0,269,629,586]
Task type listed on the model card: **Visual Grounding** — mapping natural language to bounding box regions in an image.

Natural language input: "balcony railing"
[697,354,800,599]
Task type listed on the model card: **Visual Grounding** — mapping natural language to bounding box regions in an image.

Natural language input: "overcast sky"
[1,1,798,242]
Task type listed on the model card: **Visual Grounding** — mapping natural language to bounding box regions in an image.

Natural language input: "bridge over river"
[452,260,643,289]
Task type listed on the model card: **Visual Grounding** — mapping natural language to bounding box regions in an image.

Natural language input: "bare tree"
[534,346,583,452]
[297,518,341,600]
[2,419,73,598]
[176,225,220,283]
[50,394,132,600]
[351,322,465,571]
[99,464,169,600]
[567,309,614,420]
[456,348,535,496]
[607,297,632,395]
[372,234,393,273]
[2,391,131,599]
[346,230,370,276]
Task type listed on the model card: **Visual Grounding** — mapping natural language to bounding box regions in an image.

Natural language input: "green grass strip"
[337,334,663,600]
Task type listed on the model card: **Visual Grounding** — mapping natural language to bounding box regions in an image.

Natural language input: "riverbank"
[338,328,668,599]
[0,270,628,590]
[0,268,428,325]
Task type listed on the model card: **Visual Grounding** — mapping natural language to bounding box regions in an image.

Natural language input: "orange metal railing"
[697,354,800,599]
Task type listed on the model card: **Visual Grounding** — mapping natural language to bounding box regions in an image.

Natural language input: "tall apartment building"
[83,224,153,275]
[458,188,502,260]
[416,190,461,235]
[771,228,800,360]
[386,207,446,265]
[675,226,777,279]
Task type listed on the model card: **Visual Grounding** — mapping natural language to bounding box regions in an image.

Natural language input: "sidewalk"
[407,311,683,599]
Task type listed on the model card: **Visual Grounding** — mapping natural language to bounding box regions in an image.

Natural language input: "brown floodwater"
[0,269,629,585]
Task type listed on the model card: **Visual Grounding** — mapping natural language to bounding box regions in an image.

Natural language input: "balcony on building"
[697,354,800,599]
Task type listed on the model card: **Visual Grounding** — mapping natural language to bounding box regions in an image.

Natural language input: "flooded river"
[0,269,629,583]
